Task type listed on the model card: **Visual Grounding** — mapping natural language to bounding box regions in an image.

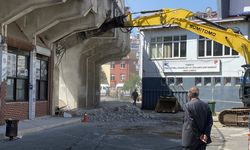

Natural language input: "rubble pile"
[78,103,152,122]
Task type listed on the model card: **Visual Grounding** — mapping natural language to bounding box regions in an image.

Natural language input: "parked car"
[100,84,110,96]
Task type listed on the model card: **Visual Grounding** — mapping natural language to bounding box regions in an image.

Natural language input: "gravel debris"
[77,101,152,123]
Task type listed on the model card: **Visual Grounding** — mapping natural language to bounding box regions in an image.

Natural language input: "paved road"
[0,118,183,150]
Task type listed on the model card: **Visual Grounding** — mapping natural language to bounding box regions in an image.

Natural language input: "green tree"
[123,73,141,92]
[100,69,108,84]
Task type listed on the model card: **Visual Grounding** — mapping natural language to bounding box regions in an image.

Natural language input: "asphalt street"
[0,121,183,150]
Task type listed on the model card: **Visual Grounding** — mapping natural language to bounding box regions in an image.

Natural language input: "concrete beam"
[0,0,67,25]
[14,0,97,41]
[39,12,102,45]
[39,0,110,46]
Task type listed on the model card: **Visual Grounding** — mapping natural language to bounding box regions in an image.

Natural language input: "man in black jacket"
[131,89,139,106]
[182,87,213,150]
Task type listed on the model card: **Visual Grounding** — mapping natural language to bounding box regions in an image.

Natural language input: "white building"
[139,0,250,111]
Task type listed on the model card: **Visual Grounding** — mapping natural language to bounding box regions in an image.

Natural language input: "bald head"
[188,86,199,100]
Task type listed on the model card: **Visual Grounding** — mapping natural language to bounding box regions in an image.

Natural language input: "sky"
[125,0,217,13]
[125,0,218,35]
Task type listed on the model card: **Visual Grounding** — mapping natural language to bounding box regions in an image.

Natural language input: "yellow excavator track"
[218,108,250,127]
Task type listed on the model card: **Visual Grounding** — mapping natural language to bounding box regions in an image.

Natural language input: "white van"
[100,84,110,96]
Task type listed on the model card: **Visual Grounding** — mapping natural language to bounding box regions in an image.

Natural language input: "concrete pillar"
[86,58,96,107]
[0,34,8,82]
[94,64,101,106]
[28,49,36,120]
[78,53,89,108]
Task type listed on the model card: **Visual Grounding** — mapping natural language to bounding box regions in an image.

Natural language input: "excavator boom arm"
[123,8,250,64]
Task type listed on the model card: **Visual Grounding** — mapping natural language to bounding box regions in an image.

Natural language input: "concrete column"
[90,60,96,106]
[52,45,60,115]
[0,34,8,82]
[86,55,96,107]
[28,49,36,120]
[94,64,101,106]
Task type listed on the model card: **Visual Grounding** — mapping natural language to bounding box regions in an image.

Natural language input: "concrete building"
[110,35,140,88]
[0,0,130,124]
[139,0,250,111]
[101,63,111,85]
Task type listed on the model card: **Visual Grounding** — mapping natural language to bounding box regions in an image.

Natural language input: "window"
[167,77,174,85]
[232,49,238,55]
[150,35,187,59]
[176,78,183,86]
[6,79,14,100]
[224,77,231,86]
[136,52,140,59]
[224,46,230,55]
[195,77,202,86]
[198,36,238,57]
[120,61,125,69]
[136,64,139,71]
[36,55,49,100]
[234,77,240,86]
[6,47,29,101]
[214,77,221,86]
[111,62,115,69]
[163,43,172,58]
[120,74,126,81]
[131,43,139,49]
[204,77,211,86]
[111,74,115,81]
[213,42,223,56]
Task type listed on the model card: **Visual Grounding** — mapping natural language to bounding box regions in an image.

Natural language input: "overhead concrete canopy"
[39,12,101,46]
[13,0,98,41]
[38,0,110,46]
[0,0,67,25]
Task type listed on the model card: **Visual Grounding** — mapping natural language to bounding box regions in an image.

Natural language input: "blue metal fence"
[141,89,188,110]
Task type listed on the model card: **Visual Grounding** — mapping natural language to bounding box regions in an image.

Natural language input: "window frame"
[176,77,183,86]
[195,77,202,86]
[204,77,212,86]
[111,62,115,69]
[6,47,29,102]
[111,74,115,81]
[224,77,232,86]
[120,61,126,69]
[120,74,126,81]
[167,77,175,85]
[214,77,221,86]
[36,54,49,101]
[149,35,187,59]
[198,36,239,58]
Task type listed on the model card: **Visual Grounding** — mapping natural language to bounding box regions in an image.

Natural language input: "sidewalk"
[208,114,249,150]
[0,116,80,139]
[207,115,226,150]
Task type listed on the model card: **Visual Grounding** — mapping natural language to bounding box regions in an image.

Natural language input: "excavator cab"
[240,65,250,107]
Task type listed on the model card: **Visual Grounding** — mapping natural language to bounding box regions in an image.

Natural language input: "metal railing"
[172,91,188,110]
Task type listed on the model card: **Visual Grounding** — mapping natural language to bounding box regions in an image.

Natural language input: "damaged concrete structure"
[0,0,129,123]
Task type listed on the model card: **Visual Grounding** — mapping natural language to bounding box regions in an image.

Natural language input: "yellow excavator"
[98,8,250,126]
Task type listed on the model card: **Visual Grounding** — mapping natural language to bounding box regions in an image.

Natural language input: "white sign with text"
[163,60,220,73]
